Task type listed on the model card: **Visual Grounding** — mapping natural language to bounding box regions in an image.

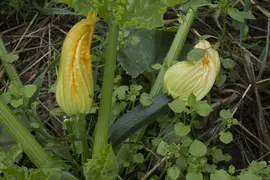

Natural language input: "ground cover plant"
[0,0,270,179]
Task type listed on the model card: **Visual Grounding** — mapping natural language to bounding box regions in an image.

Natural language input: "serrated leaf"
[189,140,206,157]
[168,99,187,113]
[120,0,168,29]
[83,144,118,180]
[174,122,190,137]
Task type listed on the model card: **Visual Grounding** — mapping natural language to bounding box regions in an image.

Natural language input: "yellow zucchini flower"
[164,40,220,101]
[56,13,97,116]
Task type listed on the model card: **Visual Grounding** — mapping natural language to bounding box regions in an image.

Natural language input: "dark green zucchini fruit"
[108,94,172,147]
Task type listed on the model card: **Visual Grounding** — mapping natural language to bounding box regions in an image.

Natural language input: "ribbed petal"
[56,15,97,116]
[164,40,220,101]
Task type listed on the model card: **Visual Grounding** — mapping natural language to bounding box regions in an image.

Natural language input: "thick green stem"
[0,35,23,89]
[150,8,196,96]
[92,22,119,158]
[74,115,90,162]
[0,98,54,167]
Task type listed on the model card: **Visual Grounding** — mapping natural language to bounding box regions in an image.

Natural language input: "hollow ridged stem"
[92,22,119,158]
[150,8,196,96]
[74,115,90,162]
[0,35,23,89]
[0,98,54,167]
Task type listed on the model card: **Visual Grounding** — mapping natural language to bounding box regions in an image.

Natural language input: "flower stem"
[74,115,90,163]
[92,22,119,158]
[150,8,196,96]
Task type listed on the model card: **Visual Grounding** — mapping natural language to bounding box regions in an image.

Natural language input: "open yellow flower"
[164,40,220,101]
[56,13,97,116]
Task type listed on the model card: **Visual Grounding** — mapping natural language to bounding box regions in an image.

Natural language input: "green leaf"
[133,153,144,164]
[210,170,232,180]
[0,93,11,104]
[152,63,163,70]
[118,29,174,78]
[114,86,129,100]
[1,53,19,63]
[187,93,196,107]
[220,109,233,120]
[167,166,179,180]
[228,165,235,174]
[194,100,213,117]
[212,148,225,163]
[83,144,118,180]
[222,58,235,70]
[186,172,203,180]
[140,93,152,106]
[189,140,207,157]
[228,8,245,22]
[157,141,168,156]
[187,48,206,61]
[120,0,168,29]
[228,8,255,23]
[10,99,23,108]
[175,155,187,169]
[168,99,187,113]
[174,122,190,137]
[181,0,213,10]
[248,161,267,173]
[215,73,226,87]
[6,144,22,163]
[238,171,261,180]
[219,131,233,144]
[22,85,37,98]
[57,0,92,16]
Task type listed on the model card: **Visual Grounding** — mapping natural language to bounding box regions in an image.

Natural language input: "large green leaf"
[118,28,175,77]
[56,0,185,29]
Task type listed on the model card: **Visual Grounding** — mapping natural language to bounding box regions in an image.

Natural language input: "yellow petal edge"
[164,40,220,101]
[56,14,98,116]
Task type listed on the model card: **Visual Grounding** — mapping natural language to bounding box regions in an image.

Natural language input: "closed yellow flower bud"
[164,40,220,101]
[56,13,97,116]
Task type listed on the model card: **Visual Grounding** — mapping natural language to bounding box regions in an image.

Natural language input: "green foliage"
[140,93,152,106]
[0,146,61,180]
[83,144,118,180]
[187,48,206,61]
[227,8,255,23]
[189,140,207,157]
[57,0,185,29]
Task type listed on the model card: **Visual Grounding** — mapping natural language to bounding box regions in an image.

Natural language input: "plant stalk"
[74,115,90,162]
[150,8,196,96]
[0,98,54,167]
[0,35,23,89]
[92,22,119,158]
